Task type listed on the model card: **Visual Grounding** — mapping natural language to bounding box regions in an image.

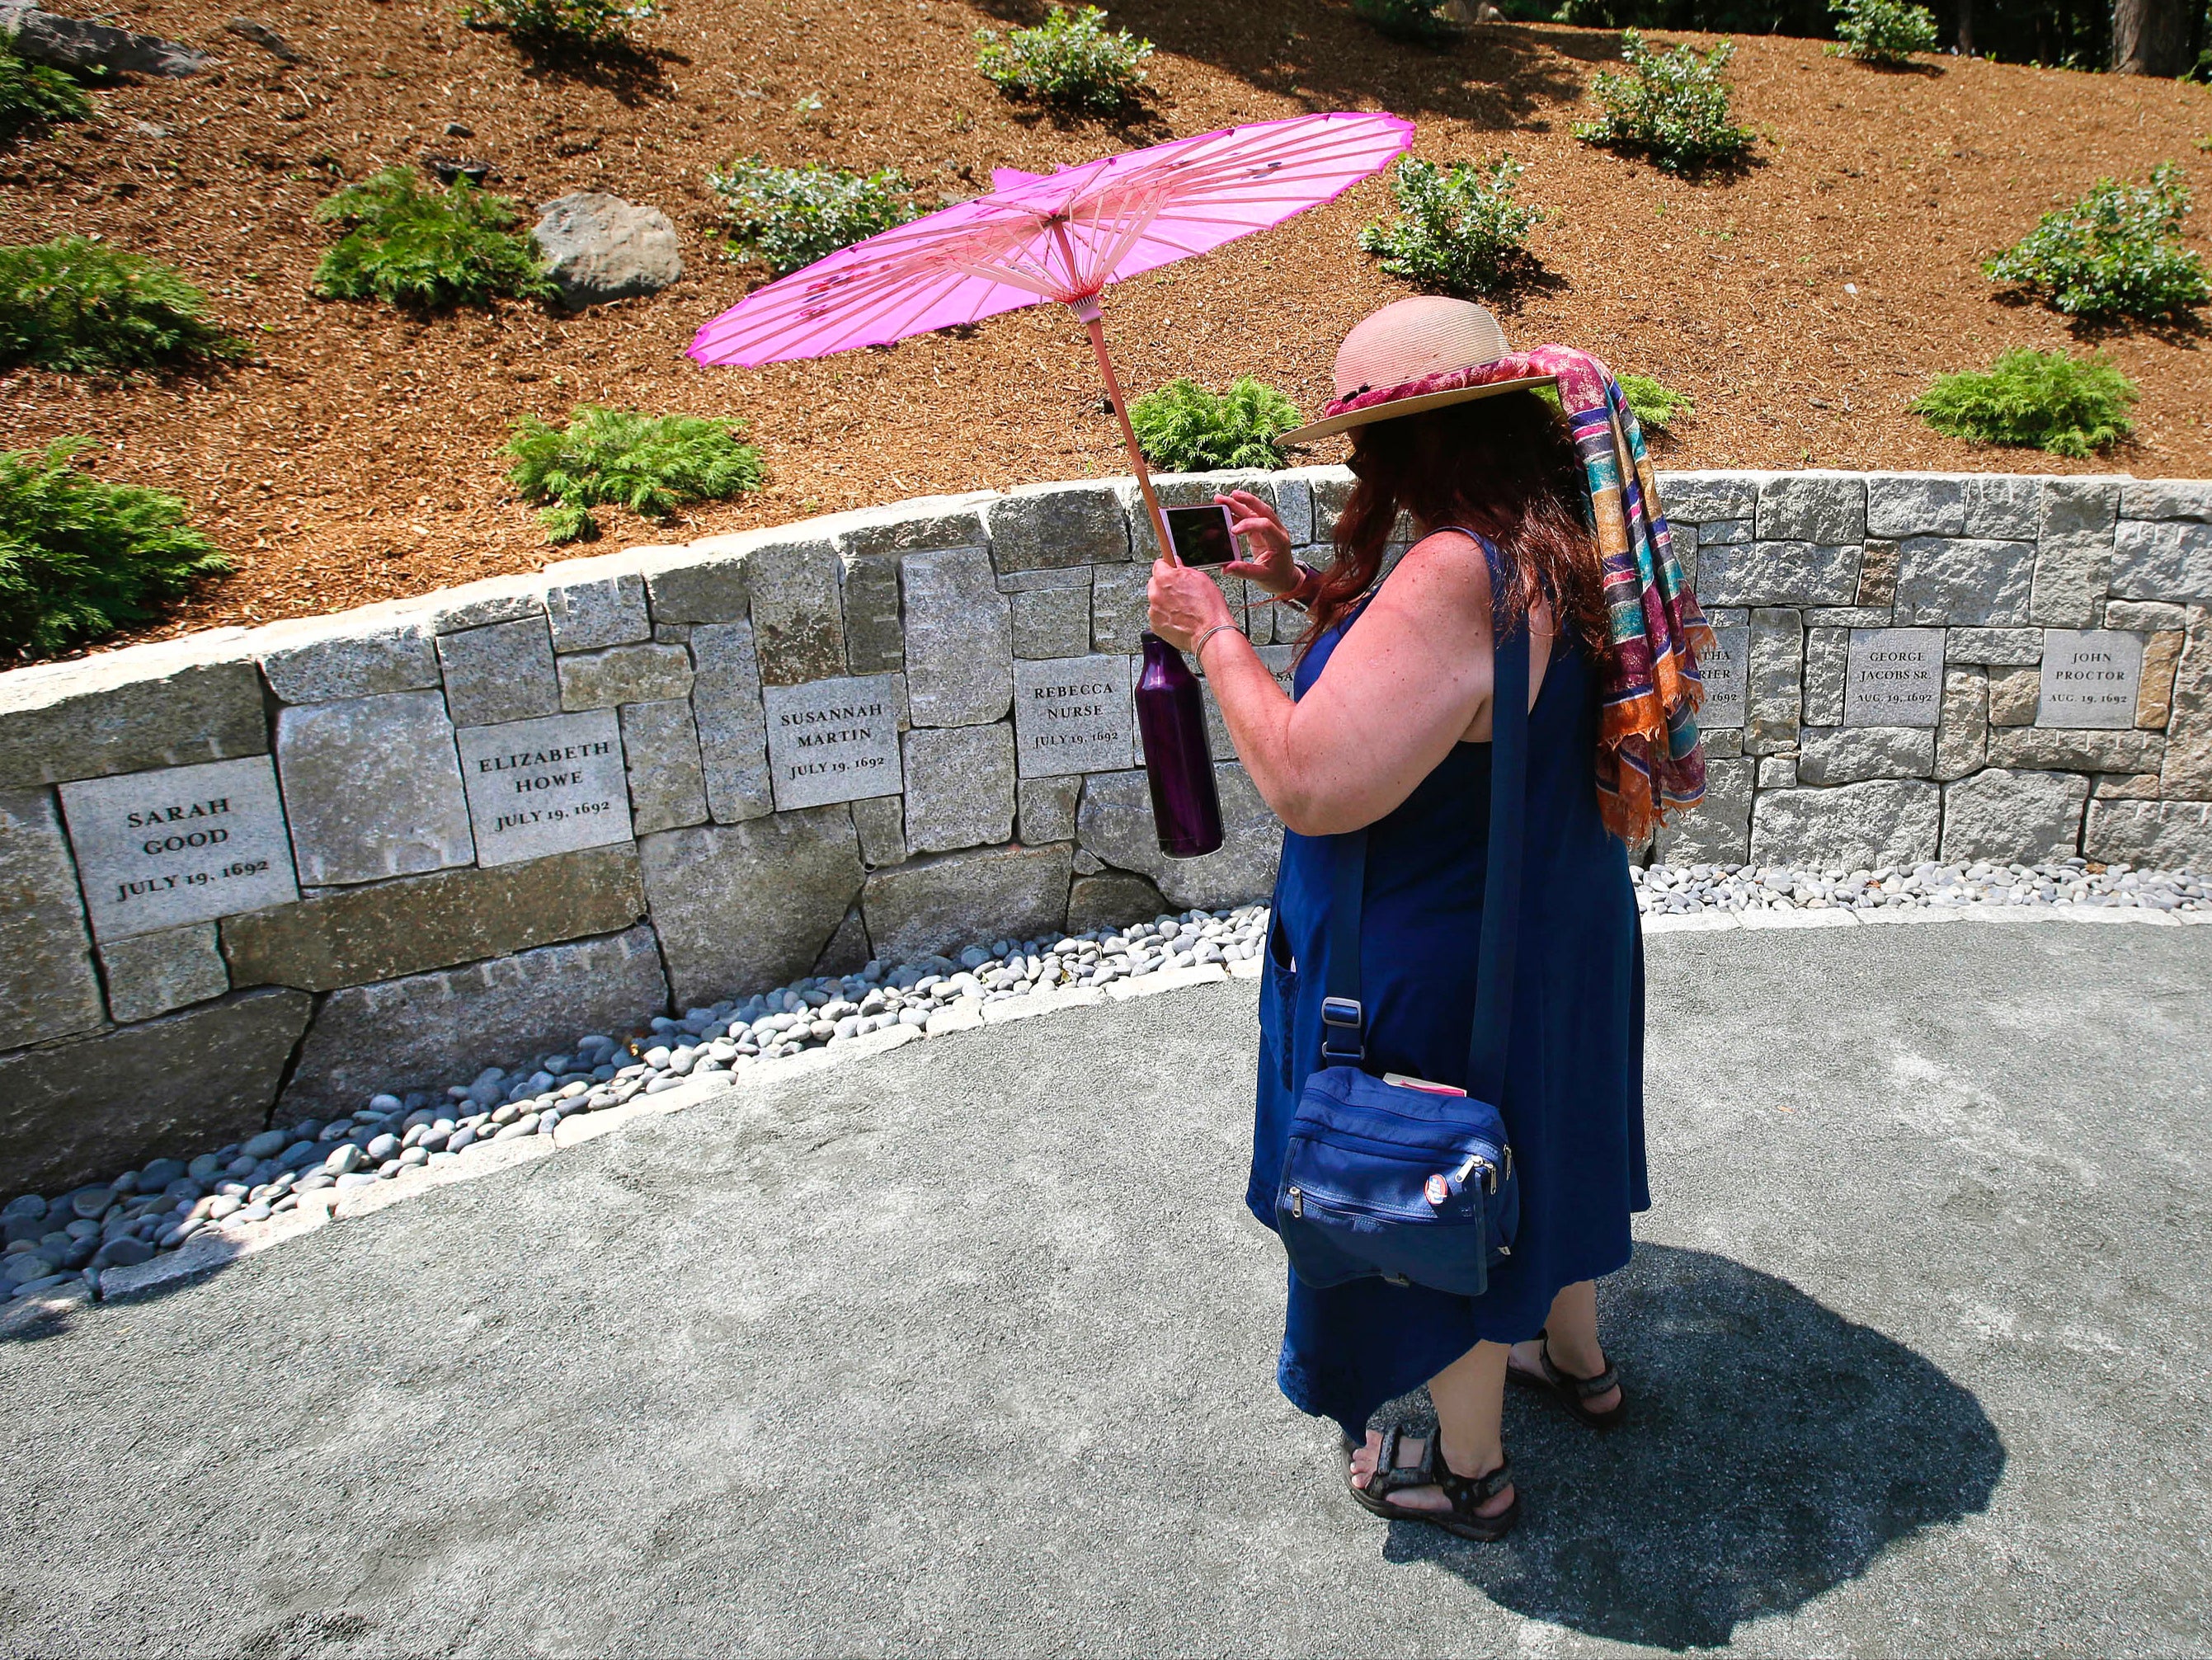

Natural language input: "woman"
[1145,298,1710,1542]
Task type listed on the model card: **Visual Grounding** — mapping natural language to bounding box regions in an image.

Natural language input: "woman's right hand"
[1217,490,1299,595]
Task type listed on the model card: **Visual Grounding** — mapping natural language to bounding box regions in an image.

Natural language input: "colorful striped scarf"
[1319,344,1715,845]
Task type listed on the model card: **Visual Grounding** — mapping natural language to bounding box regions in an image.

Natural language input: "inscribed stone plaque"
[59,755,299,943]
[1700,626,1748,728]
[762,673,904,810]
[1843,628,1945,727]
[2037,630,2144,731]
[1013,655,1136,778]
[454,710,631,868]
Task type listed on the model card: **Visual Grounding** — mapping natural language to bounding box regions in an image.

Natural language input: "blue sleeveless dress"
[1250,537,1649,1442]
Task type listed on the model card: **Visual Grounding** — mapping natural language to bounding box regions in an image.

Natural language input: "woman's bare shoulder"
[1377,529,1495,616]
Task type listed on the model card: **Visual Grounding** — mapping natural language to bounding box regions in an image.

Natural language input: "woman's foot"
[1348,1429,1516,1519]
[1507,1334,1622,1418]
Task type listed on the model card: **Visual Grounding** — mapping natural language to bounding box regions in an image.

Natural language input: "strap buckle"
[1320,995,1364,1063]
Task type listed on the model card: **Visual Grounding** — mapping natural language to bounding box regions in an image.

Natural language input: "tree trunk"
[1955,0,1972,55]
[2114,0,2191,75]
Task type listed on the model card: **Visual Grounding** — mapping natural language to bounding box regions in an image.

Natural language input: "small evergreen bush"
[0,438,228,661]
[1911,349,2137,458]
[460,0,650,50]
[1984,163,2210,322]
[1619,372,1692,432]
[1351,0,1458,44]
[0,43,90,137]
[975,6,1152,112]
[1828,0,1938,63]
[710,157,920,279]
[1357,156,1546,296]
[505,407,765,543]
[0,237,239,374]
[1127,378,1301,473]
[1573,31,1757,173]
[312,168,551,308]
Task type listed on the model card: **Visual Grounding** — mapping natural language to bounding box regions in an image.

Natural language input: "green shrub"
[1619,372,1692,432]
[1827,0,1938,63]
[1911,349,2137,458]
[1351,0,1458,43]
[0,237,239,374]
[0,43,90,137]
[975,6,1152,112]
[710,157,920,279]
[1984,163,2210,322]
[1573,31,1757,173]
[459,0,650,50]
[1357,156,1545,296]
[505,407,765,543]
[1127,378,1301,473]
[312,168,551,308]
[0,438,228,661]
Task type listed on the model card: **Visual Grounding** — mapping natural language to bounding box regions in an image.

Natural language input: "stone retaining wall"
[2,466,2207,1195]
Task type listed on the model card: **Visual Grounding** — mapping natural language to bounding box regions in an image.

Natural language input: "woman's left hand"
[1147,557,1233,654]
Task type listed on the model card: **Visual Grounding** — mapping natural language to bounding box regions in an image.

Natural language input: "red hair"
[1305,390,1608,661]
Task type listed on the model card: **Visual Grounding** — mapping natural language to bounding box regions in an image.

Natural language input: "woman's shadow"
[1373,1244,2005,1650]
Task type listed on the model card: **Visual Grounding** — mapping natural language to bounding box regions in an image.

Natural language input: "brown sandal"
[1507,1328,1626,1428]
[1344,1426,1521,1542]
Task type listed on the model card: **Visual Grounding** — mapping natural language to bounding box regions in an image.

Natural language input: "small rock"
[324,1143,364,1176]
[242,1129,289,1160]
[92,1237,154,1272]
[224,17,304,60]
[493,1114,539,1140]
[68,1187,114,1220]
[365,1133,400,1161]
[533,191,683,309]
[334,1173,379,1191]
[424,153,491,187]
[444,120,473,138]
[0,4,205,75]
[4,1254,54,1284]
[398,1146,430,1168]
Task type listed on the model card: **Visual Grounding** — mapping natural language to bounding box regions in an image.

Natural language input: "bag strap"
[1319,532,1531,1107]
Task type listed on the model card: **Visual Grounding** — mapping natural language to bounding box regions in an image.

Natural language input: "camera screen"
[1165,505,1235,567]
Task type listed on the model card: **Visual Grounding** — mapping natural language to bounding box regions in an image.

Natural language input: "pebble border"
[4,860,2206,1333]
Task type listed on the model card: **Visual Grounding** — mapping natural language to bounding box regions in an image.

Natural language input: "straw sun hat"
[1278,296,1555,445]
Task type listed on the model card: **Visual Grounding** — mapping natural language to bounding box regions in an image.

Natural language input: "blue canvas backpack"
[1273,583,1527,1299]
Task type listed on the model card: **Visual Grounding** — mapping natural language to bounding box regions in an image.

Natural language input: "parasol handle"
[1072,296,1174,566]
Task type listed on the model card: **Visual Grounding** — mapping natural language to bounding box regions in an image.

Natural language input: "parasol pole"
[1069,294,1175,566]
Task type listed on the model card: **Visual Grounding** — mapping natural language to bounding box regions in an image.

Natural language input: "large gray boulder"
[0,2,204,73]
[533,193,683,309]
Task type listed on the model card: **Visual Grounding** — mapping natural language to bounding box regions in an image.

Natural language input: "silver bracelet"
[1192,622,1239,662]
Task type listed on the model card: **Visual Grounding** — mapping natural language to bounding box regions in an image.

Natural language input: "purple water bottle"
[1136,632,1224,858]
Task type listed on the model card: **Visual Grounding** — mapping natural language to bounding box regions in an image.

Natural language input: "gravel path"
[2,922,2208,1658]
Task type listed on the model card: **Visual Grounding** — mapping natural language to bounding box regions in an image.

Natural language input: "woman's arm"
[1146,532,1500,837]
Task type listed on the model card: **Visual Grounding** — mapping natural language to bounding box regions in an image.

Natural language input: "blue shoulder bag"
[1273,589,1527,1299]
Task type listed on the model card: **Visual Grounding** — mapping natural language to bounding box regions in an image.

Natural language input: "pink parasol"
[688,111,1414,556]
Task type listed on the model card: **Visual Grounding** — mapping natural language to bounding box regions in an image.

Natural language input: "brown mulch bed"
[5,0,2212,655]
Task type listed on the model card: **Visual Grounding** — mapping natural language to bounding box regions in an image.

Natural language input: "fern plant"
[312,168,552,309]
[1619,372,1692,432]
[1911,350,2137,458]
[975,6,1152,112]
[0,43,90,137]
[710,157,920,278]
[1127,378,1301,473]
[0,438,228,661]
[0,237,239,374]
[1984,163,2210,322]
[505,407,765,543]
[1574,31,1757,173]
[1358,156,1545,296]
[1828,0,1938,63]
